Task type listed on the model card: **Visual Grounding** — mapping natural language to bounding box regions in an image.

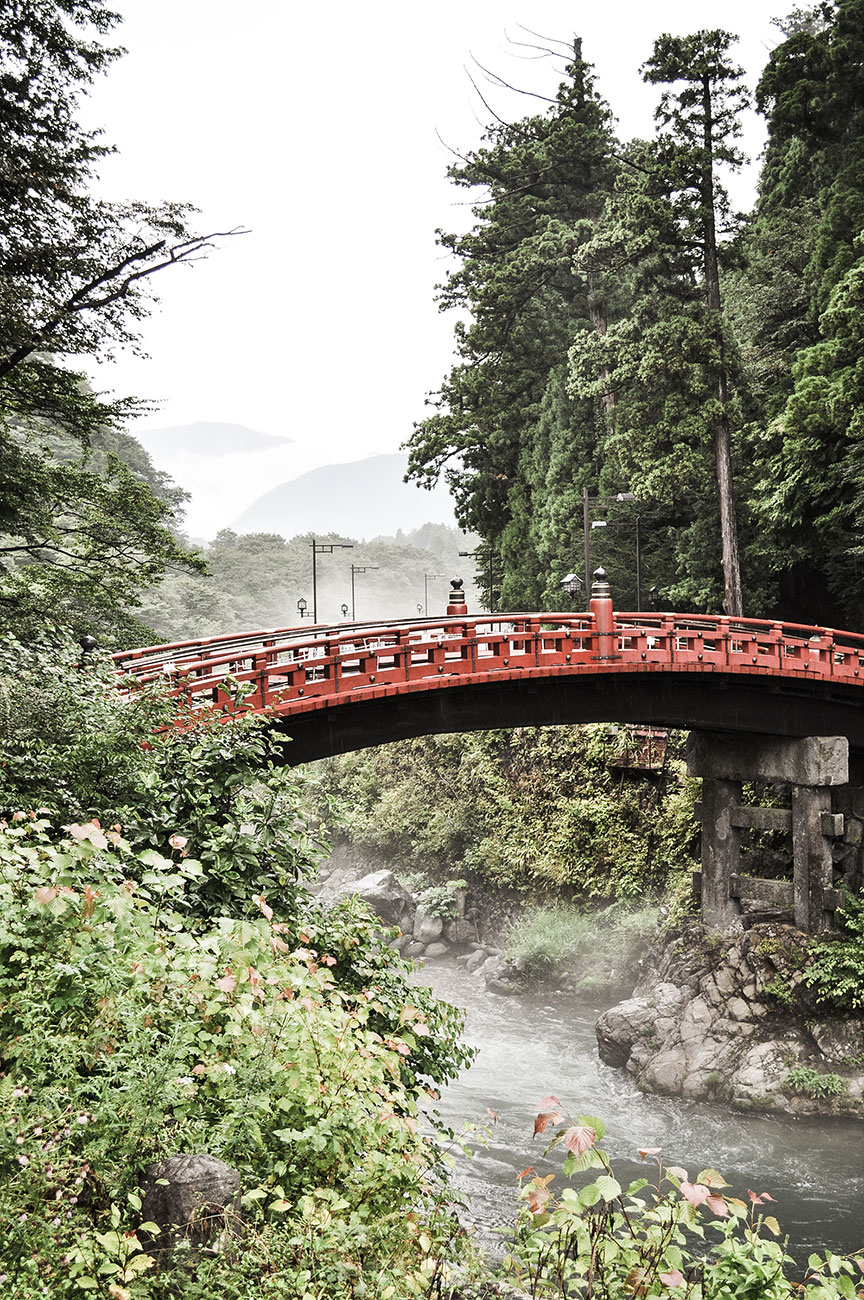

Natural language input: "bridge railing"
[113,611,864,717]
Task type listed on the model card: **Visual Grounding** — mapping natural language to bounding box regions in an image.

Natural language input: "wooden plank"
[729,805,792,832]
[730,875,794,905]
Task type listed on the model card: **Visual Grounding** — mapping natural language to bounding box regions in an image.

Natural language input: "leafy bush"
[502,902,657,976]
[0,635,326,919]
[0,818,469,1298]
[480,1098,864,1299]
[785,1066,847,1099]
[803,896,864,1013]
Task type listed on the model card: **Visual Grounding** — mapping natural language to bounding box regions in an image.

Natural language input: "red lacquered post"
[447,577,468,617]
[590,566,616,660]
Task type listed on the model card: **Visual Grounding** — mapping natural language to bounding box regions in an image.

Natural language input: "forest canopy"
[407,1,864,630]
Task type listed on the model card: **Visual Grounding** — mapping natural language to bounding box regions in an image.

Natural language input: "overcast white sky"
[84,1,785,532]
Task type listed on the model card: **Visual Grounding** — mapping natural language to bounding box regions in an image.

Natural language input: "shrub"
[502,901,657,976]
[785,1066,847,1099]
[479,1098,864,1299]
[0,818,471,1297]
[803,896,864,1013]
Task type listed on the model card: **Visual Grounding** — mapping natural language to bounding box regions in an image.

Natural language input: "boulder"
[139,1154,241,1250]
[424,941,450,958]
[413,906,444,944]
[333,869,414,929]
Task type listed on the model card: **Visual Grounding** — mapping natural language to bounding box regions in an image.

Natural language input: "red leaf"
[533,1111,562,1137]
[705,1194,729,1217]
[516,1166,535,1180]
[667,1165,688,1180]
[34,886,59,905]
[214,973,236,993]
[659,1269,685,1289]
[525,1184,552,1214]
[253,894,273,921]
[563,1124,596,1156]
[537,1095,562,1111]
[680,1181,710,1209]
[638,1146,662,1159]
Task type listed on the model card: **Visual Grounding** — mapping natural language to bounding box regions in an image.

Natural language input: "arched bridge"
[114,576,864,934]
[114,583,864,766]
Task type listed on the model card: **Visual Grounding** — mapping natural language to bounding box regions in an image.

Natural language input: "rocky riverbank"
[596,920,864,1117]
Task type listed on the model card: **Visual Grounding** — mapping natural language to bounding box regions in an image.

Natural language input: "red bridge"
[114,576,864,767]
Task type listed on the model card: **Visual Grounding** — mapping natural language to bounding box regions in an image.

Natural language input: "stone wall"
[596,921,864,1116]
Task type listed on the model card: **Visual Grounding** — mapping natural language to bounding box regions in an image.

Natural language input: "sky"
[84,0,786,536]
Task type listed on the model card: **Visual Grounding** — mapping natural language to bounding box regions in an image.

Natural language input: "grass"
[502,901,658,976]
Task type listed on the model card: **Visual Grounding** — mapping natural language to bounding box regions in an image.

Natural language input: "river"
[416,961,864,1265]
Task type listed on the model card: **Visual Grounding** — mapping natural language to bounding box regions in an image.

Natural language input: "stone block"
[140,1154,241,1251]
[687,731,848,786]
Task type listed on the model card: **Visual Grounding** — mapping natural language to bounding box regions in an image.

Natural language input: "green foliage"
[0,1,233,646]
[0,818,468,1297]
[502,901,656,977]
[785,1066,847,1099]
[311,726,697,903]
[481,1099,863,1298]
[803,896,864,1013]
[0,635,324,919]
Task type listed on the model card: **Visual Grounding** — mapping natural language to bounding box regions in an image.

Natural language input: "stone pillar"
[791,786,834,933]
[700,777,743,929]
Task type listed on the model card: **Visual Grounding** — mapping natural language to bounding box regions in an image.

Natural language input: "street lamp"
[350,563,379,621]
[311,537,354,622]
[581,488,642,609]
[459,549,497,613]
[340,603,349,618]
[297,597,312,620]
[423,572,445,616]
[416,603,423,616]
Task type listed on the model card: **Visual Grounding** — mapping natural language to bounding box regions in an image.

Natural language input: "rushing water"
[415,961,864,1264]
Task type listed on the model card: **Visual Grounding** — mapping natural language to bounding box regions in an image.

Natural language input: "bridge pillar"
[699,777,743,929]
[687,731,849,933]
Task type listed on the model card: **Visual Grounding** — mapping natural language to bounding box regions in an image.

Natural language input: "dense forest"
[407,2,864,629]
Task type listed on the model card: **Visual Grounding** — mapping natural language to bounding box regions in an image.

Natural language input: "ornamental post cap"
[79,634,98,654]
[591,567,611,599]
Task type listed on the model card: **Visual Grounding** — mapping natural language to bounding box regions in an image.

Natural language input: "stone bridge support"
[687,732,851,933]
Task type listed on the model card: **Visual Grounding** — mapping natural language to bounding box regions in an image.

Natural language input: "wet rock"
[414,906,444,944]
[464,948,490,974]
[444,918,477,945]
[424,941,450,958]
[332,868,414,929]
[140,1154,241,1251]
[810,1018,864,1066]
[405,941,426,960]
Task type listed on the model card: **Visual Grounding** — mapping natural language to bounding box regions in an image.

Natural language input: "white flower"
[221,1064,237,1076]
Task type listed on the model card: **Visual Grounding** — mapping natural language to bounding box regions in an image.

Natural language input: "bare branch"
[469,54,559,105]
[0,226,248,381]
[514,24,578,56]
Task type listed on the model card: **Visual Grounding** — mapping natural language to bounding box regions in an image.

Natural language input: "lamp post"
[423,572,445,616]
[297,597,312,620]
[350,564,379,621]
[340,603,349,619]
[581,489,642,608]
[416,603,423,616]
[459,549,497,613]
[311,537,354,622]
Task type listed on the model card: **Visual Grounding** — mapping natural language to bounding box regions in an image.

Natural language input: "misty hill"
[137,421,292,457]
[232,453,457,538]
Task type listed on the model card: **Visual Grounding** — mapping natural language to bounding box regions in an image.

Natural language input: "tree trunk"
[702,75,743,616]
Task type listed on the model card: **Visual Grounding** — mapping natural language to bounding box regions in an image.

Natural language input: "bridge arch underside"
[270,670,864,766]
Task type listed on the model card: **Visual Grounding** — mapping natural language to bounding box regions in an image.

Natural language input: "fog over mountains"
[233,453,457,539]
[135,423,457,539]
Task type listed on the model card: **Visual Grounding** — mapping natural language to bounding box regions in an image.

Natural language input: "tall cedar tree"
[741,0,864,626]
[0,1,234,645]
[405,44,618,609]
